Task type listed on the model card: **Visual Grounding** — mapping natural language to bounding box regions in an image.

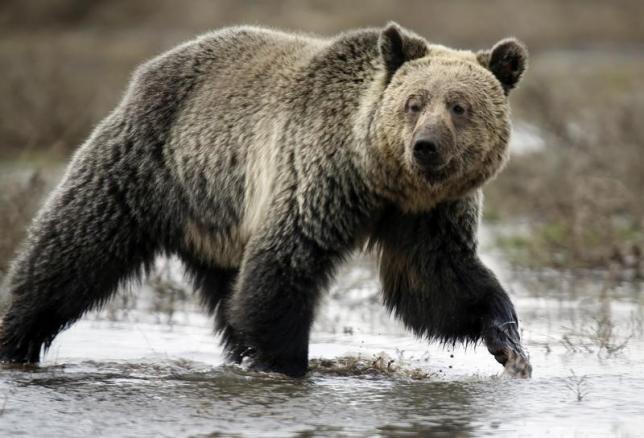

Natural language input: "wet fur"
[0,24,527,376]
[369,191,521,349]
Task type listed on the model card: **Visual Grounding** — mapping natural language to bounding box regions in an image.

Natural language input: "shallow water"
[1,248,644,437]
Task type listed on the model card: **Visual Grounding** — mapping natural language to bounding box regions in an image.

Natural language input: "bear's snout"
[413,139,440,167]
[411,132,451,171]
[411,115,455,172]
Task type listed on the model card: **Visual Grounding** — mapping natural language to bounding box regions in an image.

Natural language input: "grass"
[565,370,589,402]
[484,59,644,274]
[561,315,633,358]
[0,170,47,276]
[2,0,644,277]
[309,352,433,380]
[495,221,644,271]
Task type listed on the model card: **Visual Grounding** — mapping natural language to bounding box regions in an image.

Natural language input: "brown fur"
[0,23,530,377]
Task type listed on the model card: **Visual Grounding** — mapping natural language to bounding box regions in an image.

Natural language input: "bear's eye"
[451,104,466,116]
[405,96,423,113]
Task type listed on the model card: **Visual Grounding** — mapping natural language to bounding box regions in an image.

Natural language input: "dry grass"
[1,0,644,155]
[309,352,432,380]
[1,0,643,274]
[3,0,644,48]
[0,37,144,158]
[485,59,644,272]
[565,370,590,402]
[148,259,191,324]
[561,315,632,358]
[0,171,47,276]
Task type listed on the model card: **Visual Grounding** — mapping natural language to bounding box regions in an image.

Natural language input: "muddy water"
[1,245,644,437]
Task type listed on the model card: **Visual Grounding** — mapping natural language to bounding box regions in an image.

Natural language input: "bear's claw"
[484,323,532,378]
[500,348,532,378]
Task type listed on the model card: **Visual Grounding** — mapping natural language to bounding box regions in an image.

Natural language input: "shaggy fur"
[370,191,530,376]
[0,23,529,377]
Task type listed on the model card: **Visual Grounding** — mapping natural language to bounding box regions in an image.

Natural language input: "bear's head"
[368,22,527,212]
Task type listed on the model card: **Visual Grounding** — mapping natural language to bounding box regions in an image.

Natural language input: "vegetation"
[485,60,644,273]
[565,370,590,402]
[1,0,643,275]
[0,171,47,276]
[309,352,432,380]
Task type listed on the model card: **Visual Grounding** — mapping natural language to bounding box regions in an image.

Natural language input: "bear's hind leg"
[0,172,158,363]
[180,255,250,363]
[226,217,342,378]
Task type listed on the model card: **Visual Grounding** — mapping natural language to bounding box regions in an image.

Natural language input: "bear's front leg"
[226,214,342,378]
[482,303,531,378]
[371,190,532,378]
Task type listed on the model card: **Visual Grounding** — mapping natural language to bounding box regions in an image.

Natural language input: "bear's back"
[121,26,382,268]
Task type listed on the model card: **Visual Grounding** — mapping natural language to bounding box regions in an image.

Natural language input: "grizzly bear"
[0,23,531,377]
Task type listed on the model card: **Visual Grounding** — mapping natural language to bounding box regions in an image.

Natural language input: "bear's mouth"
[417,157,459,185]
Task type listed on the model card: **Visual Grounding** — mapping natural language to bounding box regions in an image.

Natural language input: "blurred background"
[1,0,643,277]
[1,3,644,435]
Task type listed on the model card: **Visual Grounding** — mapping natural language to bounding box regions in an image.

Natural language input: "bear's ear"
[379,22,428,82]
[477,38,528,95]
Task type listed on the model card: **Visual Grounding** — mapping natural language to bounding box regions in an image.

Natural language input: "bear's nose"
[413,140,440,166]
